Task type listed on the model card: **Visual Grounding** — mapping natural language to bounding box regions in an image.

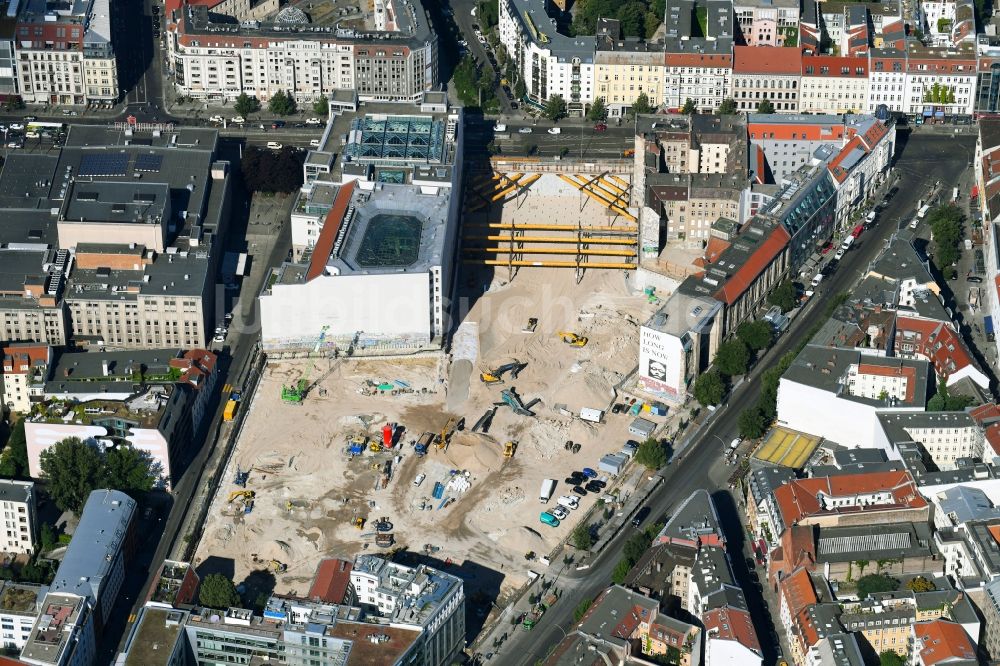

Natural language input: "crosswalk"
[222,383,234,394]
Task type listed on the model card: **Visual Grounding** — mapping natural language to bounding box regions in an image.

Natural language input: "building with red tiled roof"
[308,559,355,605]
[732,47,803,112]
[913,619,978,665]
[894,315,989,390]
[703,606,763,666]
[1,343,51,413]
[766,470,929,537]
[778,568,818,643]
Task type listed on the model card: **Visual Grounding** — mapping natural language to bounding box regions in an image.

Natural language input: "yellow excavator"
[557,331,588,347]
[353,516,365,529]
[269,560,287,573]
[504,441,517,459]
[228,490,255,503]
[480,360,527,384]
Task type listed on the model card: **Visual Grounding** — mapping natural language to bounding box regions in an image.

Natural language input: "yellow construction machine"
[228,490,255,503]
[369,441,384,453]
[436,417,458,450]
[269,560,288,573]
[503,441,517,459]
[480,360,527,384]
[557,331,588,347]
[353,516,365,529]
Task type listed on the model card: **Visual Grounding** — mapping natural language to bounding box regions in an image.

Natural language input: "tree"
[312,95,329,117]
[40,523,56,552]
[635,438,669,470]
[241,146,305,193]
[632,92,655,115]
[879,651,906,666]
[905,576,936,593]
[39,438,104,515]
[693,370,726,407]
[757,99,776,114]
[738,407,769,439]
[587,97,607,122]
[617,1,647,37]
[233,93,260,117]
[103,446,157,496]
[0,420,29,478]
[452,56,481,107]
[571,523,593,550]
[768,280,798,312]
[713,338,750,377]
[681,98,698,115]
[622,530,653,565]
[611,558,632,584]
[856,573,900,598]
[717,98,737,115]
[928,204,964,271]
[573,597,593,623]
[543,94,568,121]
[267,89,296,116]
[514,79,526,100]
[736,320,773,352]
[199,573,242,609]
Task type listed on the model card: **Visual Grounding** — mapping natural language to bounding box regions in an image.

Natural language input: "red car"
[820,241,833,255]
[594,123,608,132]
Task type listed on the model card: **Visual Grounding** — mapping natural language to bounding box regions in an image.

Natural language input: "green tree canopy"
[587,97,607,122]
[571,523,593,550]
[768,280,798,312]
[543,94,568,121]
[681,98,698,115]
[738,407,769,439]
[611,558,632,584]
[233,93,260,117]
[241,146,305,193]
[632,92,655,115]
[693,370,726,407]
[267,89,296,116]
[713,338,750,376]
[514,79,527,100]
[39,438,105,515]
[879,651,905,666]
[0,420,29,478]
[312,95,329,117]
[103,446,158,495]
[757,99,776,114]
[717,98,737,114]
[904,576,936,593]
[635,438,668,470]
[928,203,964,270]
[199,573,243,609]
[736,320,773,352]
[857,573,900,598]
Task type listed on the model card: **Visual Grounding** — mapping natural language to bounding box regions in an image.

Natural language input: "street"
[494,129,977,666]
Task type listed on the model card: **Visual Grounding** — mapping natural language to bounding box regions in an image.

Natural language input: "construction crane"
[480,360,527,384]
[557,331,588,347]
[281,325,331,404]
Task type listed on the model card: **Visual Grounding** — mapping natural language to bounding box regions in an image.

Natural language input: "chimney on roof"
[101,360,109,377]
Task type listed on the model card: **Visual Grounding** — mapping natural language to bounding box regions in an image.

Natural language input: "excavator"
[480,360,527,384]
[269,560,287,573]
[497,387,540,417]
[557,331,588,347]
[504,441,517,459]
[228,490,255,503]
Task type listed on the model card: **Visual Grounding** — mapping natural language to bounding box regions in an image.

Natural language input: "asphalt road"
[465,116,635,160]
[500,129,976,666]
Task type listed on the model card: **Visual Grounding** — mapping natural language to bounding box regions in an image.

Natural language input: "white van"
[413,473,425,487]
[557,495,579,510]
[865,210,877,224]
[810,273,824,288]
[917,204,930,219]
[841,235,855,251]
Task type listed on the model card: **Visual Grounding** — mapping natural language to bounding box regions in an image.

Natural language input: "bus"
[26,121,64,133]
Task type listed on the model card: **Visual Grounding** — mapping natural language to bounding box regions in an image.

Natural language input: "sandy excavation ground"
[196,183,663,601]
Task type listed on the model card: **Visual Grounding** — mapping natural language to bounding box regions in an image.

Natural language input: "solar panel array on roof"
[134,154,163,172]
[78,153,129,177]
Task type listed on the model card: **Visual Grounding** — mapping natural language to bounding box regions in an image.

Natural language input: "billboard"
[637,326,684,398]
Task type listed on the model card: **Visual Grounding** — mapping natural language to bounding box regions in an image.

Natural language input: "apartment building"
[868,48,909,113]
[912,618,979,666]
[734,0,798,46]
[165,0,437,103]
[800,56,869,114]
[498,0,595,115]
[0,249,70,347]
[0,481,37,555]
[879,411,985,471]
[905,45,977,116]
[15,0,117,104]
[593,19,664,118]
[1,344,50,413]
[732,46,802,112]
[0,582,47,652]
[662,0,735,113]
[19,593,94,666]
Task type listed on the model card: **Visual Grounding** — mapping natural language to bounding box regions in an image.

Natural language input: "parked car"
[539,512,560,527]
[231,116,245,124]
[309,139,321,147]
[305,117,322,125]
[209,115,224,123]
[213,334,226,343]
[493,123,507,132]
[632,506,651,528]
[570,471,585,481]
[585,481,602,493]
[834,248,846,260]
[587,479,606,490]
[594,123,608,132]
[582,468,597,478]
[266,141,283,150]
[9,123,23,130]
[550,505,569,520]
[271,120,285,128]
[518,127,533,134]
[572,485,588,497]
[547,127,561,135]
[563,477,577,485]
[968,275,983,283]
[557,495,579,510]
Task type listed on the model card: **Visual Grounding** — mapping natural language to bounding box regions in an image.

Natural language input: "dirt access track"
[195,267,660,602]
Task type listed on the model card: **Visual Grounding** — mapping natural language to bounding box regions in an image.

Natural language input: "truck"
[523,605,545,630]
[222,390,241,422]
[917,204,931,219]
[539,478,557,503]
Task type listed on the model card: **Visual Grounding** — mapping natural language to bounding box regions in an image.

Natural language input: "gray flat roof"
[815,521,933,563]
[505,0,597,60]
[45,348,182,394]
[62,181,169,225]
[0,480,33,505]
[49,490,135,603]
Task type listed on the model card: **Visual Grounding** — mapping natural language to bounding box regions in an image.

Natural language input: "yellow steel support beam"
[468,247,637,256]
[469,235,637,245]
[467,259,637,269]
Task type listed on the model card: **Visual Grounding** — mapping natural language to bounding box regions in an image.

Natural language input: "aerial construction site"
[196,169,665,604]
